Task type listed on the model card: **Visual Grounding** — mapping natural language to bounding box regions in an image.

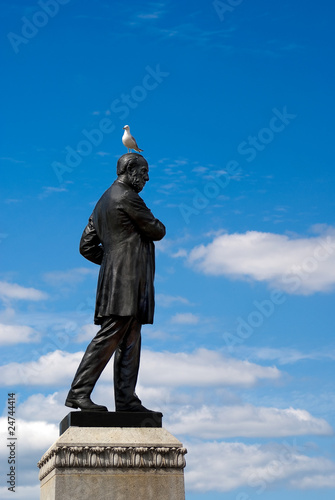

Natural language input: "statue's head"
[117,153,149,193]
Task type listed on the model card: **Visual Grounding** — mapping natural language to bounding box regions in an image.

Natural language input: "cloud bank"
[188,227,335,294]
[0,324,40,345]
[0,281,47,301]
[169,404,333,438]
[185,441,335,492]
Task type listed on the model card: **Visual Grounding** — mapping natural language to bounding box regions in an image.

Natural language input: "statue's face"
[127,158,149,193]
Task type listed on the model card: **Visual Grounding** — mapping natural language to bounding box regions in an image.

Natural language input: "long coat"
[79,179,166,325]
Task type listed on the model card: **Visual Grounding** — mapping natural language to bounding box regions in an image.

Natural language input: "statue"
[65,153,166,412]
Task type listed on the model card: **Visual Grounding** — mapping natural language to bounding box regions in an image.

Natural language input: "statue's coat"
[79,179,166,325]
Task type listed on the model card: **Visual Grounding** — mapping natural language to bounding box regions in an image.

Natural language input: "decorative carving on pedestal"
[38,445,187,481]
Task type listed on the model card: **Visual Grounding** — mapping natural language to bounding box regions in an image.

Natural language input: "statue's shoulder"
[102,180,126,199]
[113,180,141,200]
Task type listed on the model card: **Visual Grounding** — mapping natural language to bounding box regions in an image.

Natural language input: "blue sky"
[1,0,335,498]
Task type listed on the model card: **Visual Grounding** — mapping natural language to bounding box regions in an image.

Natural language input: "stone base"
[38,425,187,500]
[60,411,163,434]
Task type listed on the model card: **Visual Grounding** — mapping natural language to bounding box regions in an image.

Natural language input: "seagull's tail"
[135,147,143,152]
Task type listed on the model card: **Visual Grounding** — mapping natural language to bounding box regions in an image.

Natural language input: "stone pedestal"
[38,413,187,500]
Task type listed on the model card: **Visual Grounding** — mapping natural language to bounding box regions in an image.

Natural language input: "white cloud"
[141,328,172,340]
[0,417,58,459]
[0,485,40,500]
[290,473,335,489]
[0,350,83,387]
[0,308,95,348]
[188,227,335,294]
[17,419,58,453]
[43,267,97,286]
[39,186,68,198]
[0,324,40,345]
[185,441,335,492]
[171,249,188,258]
[16,392,67,423]
[171,313,199,325]
[169,404,333,438]
[0,281,47,301]
[156,293,191,307]
[239,346,335,365]
[0,307,15,322]
[140,348,281,387]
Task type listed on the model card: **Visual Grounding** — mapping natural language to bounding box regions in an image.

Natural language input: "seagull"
[122,125,143,153]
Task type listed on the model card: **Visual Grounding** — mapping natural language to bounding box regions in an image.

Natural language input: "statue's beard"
[129,172,146,193]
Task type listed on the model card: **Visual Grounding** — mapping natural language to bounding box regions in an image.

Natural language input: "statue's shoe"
[116,403,161,413]
[65,395,108,412]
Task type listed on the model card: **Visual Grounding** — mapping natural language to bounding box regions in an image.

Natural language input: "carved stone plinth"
[38,426,187,500]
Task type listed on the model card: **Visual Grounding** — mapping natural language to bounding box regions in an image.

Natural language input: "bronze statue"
[65,153,166,412]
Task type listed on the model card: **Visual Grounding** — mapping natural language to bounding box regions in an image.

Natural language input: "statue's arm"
[125,193,166,241]
[79,215,104,265]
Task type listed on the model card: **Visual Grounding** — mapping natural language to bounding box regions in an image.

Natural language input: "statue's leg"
[68,315,134,399]
[114,317,142,410]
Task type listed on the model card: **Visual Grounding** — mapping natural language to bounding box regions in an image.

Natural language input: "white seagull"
[122,125,143,153]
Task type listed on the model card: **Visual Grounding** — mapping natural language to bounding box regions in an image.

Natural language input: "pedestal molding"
[38,444,187,480]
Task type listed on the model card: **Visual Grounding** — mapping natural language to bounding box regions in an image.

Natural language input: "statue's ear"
[126,160,136,174]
